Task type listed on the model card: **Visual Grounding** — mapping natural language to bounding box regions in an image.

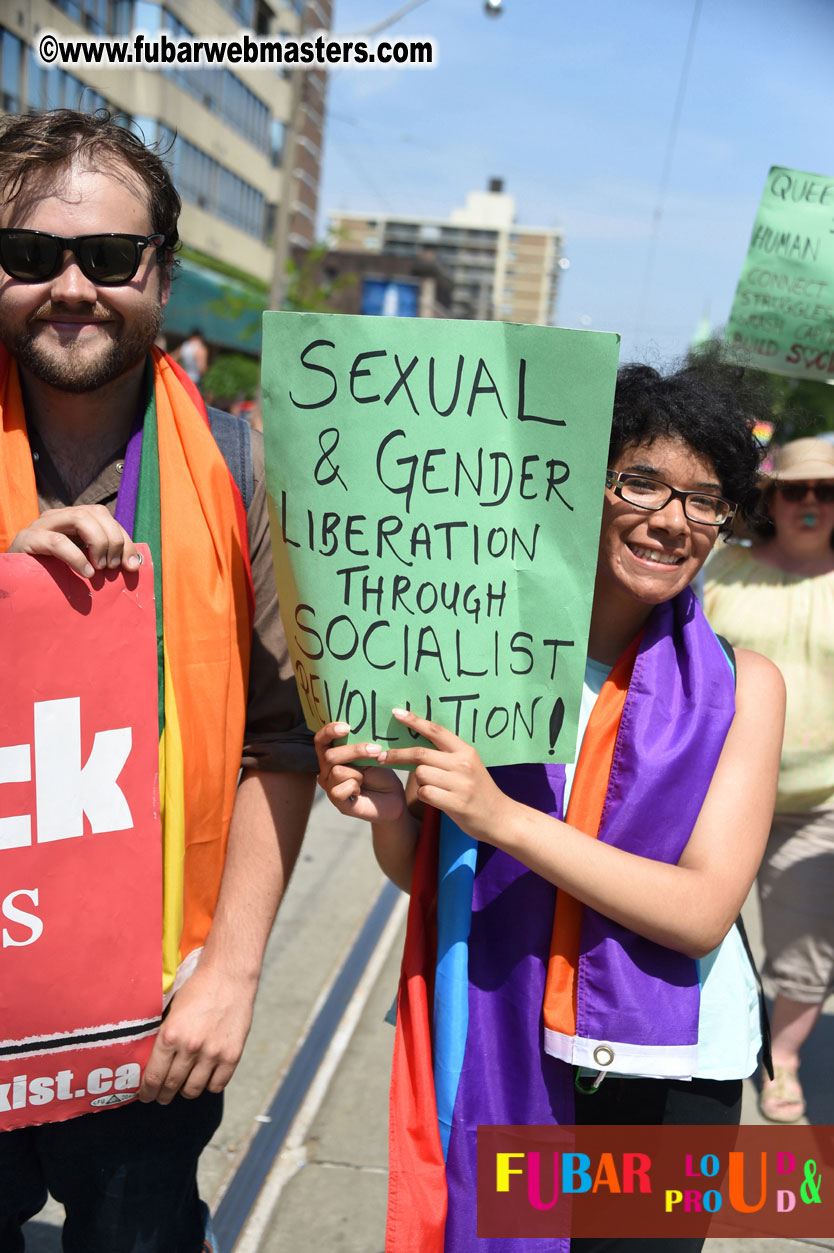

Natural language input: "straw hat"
[768,438,834,482]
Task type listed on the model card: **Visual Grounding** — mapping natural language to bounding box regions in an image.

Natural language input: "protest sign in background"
[0,551,162,1130]
[262,313,619,766]
[726,165,834,380]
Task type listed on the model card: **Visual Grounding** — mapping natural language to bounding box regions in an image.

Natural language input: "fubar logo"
[477,1125,834,1239]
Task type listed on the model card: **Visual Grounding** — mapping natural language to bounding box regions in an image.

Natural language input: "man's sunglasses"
[0,229,166,286]
[777,481,834,503]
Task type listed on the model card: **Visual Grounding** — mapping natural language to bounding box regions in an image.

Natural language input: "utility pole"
[267,64,305,312]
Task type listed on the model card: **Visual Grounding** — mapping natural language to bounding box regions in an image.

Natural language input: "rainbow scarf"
[387,591,735,1252]
[0,347,253,993]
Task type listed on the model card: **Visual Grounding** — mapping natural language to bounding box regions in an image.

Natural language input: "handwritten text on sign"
[726,166,834,380]
[262,315,619,766]
[0,552,162,1130]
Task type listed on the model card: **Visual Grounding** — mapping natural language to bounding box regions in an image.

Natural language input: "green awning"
[163,258,265,353]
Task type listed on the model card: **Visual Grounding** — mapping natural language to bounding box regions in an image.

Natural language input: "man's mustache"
[29,301,118,323]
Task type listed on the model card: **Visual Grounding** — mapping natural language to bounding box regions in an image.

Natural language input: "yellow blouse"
[703,542,834,813]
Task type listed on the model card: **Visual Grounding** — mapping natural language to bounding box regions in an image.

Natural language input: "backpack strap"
[735,912,773,1080]
[715,630,774,1079]
[206,406,254,513]
[715,633,736,684]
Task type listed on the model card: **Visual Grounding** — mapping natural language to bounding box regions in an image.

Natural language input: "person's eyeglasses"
[0,229,166,286]
[777,481,834,504]
[605,469,737,526]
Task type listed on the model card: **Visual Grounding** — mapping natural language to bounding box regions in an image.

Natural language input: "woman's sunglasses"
[777,481,834,503]
[0,229,166,286]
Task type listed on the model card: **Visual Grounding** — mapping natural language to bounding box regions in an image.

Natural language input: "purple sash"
[573,589,734,1062]
[436,589,735,1250]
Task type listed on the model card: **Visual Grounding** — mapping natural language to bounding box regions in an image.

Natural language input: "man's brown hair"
[0,109,181,275]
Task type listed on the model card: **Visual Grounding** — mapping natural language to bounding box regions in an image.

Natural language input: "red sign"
[478,1124,834,1239]
[0,551,162,1130]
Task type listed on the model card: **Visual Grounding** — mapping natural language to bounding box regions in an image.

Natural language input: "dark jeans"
[571,1075,743,1253]
[0,1091,222,1253]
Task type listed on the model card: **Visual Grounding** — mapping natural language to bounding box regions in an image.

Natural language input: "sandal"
[759,1064,806,1123]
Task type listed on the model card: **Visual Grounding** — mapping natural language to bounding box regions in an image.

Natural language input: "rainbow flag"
[386,591,735,1251]
[388,791,573,1253]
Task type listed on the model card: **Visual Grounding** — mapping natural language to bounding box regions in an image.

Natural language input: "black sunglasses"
[777,481,834,503]
[0,229,166,286]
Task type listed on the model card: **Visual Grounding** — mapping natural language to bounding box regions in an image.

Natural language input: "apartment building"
[0,0,331,346]
[330,178,564,325]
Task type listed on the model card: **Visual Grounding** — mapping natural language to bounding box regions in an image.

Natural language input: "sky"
[319,0,834,364]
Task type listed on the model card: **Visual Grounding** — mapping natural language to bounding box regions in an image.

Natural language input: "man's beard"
[0,298,163,394]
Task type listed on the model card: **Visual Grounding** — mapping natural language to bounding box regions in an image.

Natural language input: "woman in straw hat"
[704,436,834,1123]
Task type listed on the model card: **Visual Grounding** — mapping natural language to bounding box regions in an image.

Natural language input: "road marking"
[211,878,406,1251]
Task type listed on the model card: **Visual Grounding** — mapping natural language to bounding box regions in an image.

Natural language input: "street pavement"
[21,795,391,1251]
[243,859,834,1253]
[21,795,834,1250]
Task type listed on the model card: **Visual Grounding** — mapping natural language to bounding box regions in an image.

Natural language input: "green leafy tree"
[198,241,356,343]
[756,374,834,441]
[284,240,356,313]
[202,354,260,405]
[690,334,834,441]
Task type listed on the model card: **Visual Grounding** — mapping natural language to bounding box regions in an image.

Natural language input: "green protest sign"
[726,165,834,379]
[262,313,619,766]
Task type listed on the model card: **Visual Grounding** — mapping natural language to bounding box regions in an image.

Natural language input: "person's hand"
[377,708,510,842]
[315,721,407,823]
[138,962,253,1104]
[9,506,142,578]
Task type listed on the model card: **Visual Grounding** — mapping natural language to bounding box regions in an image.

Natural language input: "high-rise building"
[330,178,564,324]
[0,0,331,346]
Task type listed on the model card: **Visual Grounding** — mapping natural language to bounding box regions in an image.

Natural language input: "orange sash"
[543,632,641,1036]
[0,348,253,991]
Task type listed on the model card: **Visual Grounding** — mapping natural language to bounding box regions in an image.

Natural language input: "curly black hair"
[610,356,769,529]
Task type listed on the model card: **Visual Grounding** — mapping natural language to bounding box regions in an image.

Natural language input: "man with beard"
[0,110,317,1251]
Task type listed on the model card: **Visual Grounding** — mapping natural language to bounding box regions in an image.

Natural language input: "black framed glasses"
[777,481,834,504]
[0,229,166,286]
[605,469,737,526]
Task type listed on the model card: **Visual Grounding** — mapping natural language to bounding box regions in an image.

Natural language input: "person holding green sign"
[317,362,786,1253]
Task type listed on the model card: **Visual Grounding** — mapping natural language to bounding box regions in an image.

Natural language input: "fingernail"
[378,751,388,763]
[392,707,409,718]
[363,743,381,755]
[83,562,95,578]
[97,555,107,569]
[127,553,141,569]
[333,723,351,735]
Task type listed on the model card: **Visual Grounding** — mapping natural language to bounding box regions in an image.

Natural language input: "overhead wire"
[634,0,704,341]
[328,139,397,212]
